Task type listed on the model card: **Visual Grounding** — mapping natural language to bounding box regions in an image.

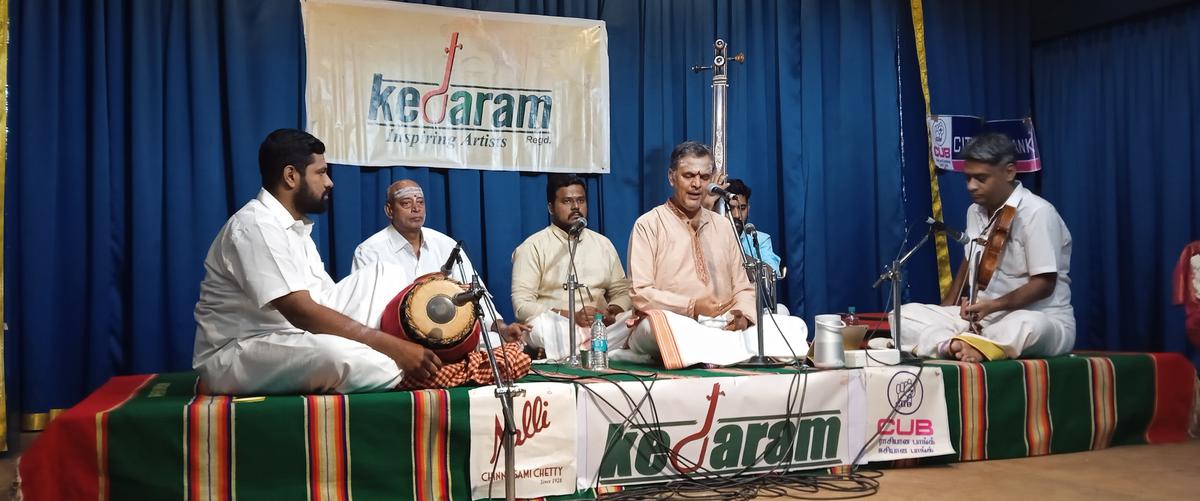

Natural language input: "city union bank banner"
[301,0,610,172]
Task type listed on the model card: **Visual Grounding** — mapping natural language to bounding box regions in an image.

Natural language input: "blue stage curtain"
[1032,4,1200,361]
[778,0,906,319]
[6,0,906,420]
[896,0,1033,303]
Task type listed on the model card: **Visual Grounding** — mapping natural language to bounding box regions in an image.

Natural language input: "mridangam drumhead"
[379,272,482,363]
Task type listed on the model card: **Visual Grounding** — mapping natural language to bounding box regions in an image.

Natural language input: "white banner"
[301,0,610,172]
[862,366,955,462]
[576,372,853,489]
[468,383,577,499]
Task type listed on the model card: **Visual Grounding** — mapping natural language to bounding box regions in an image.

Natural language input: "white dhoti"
[197,263,414,395]
[526,310,634,361]
[895,303,1075,360]
[621,310,809,369]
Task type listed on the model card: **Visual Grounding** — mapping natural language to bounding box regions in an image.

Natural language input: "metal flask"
[812,314,847,369]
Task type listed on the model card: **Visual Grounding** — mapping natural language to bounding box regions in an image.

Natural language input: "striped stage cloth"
[17,353,1197,499]
[927,352,1196,463]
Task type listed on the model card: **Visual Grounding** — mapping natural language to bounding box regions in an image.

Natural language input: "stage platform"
[17,353,1197,500]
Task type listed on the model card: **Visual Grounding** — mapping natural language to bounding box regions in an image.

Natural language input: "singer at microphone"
[707,183,735,200]
[511,174,634,360]
[567,217,588,237]
[621,142,811,365]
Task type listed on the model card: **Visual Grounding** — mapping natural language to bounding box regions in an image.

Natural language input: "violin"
[949,204,1017,334]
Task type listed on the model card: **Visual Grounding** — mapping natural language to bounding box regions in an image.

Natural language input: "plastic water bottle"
[589,313,608,370]
[845,306,859,326]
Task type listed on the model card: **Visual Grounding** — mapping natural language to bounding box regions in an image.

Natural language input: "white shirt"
[193,189,334,365]
[964,183,1073,319]
[351,225,500,331]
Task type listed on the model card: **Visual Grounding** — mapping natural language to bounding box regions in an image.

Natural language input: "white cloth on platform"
[622,309,809,369]
[351,225,500,332]
[898,304,1074,359]
[193,189,406,395]
[896,183,1075,359]
[525,310,634,361]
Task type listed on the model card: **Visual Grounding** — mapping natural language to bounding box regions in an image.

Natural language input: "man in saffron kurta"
[622,141,807,368]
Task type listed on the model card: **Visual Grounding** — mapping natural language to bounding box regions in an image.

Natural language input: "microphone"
[926,217,970,245]
[708,183,735,200]
[743,222,761,247]
[742,222,764,265]
[568,217,588,237]
[440,240,463,276]
[451,286,486,306]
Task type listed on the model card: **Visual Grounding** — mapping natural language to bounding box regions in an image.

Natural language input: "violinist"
[895,133,1075,362]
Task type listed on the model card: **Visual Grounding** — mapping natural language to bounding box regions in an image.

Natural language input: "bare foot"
[948,339,985,363]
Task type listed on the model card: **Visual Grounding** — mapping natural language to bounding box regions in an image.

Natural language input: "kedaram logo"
[598,383,843,484]
[366,32,553,149]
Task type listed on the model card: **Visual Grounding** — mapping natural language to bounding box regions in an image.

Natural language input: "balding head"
[385,179,426,236]
[387,179,422,201]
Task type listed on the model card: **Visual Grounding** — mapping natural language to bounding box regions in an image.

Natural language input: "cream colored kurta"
[627,202,756,319]
[510,225,632,323]
[620,201,809,368]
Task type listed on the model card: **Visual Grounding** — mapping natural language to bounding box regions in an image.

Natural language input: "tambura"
[379,272,482,363]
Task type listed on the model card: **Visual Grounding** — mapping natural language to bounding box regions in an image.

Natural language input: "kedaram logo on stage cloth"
[597,382,844,485]
[366,32,554,150]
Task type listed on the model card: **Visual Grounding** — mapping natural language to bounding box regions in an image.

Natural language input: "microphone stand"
[721,201,782,367]
[872,229,931,364]
[471,274,526,501]
[563,230,582,367]
[746,225,774,312]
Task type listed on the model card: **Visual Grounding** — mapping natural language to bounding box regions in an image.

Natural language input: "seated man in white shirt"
[510,174,634,360]
[895,133,1075,362]
[193,129,441,395]
[352,179,531,344]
